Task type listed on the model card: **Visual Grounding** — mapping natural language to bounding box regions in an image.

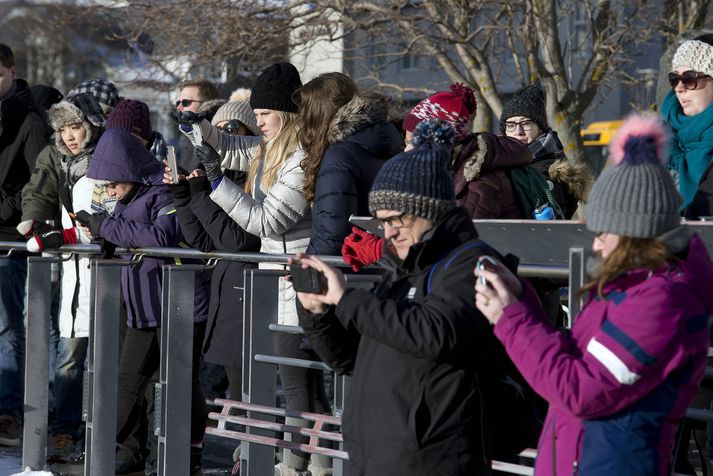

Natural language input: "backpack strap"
[426,240,488,294]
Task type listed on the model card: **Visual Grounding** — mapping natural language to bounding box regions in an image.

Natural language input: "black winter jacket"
[685,159,713,219]
[300,207,506,476]
[0,79,50,240]
[306,94,403,256]
[171,173,261,366]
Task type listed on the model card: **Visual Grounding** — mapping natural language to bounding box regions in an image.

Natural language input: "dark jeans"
[0,255,27,421]
[116,322,206,462]
[274,332,331,467]
[51,337,88,438]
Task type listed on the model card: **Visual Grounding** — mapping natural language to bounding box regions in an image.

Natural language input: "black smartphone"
[290,264,325,294]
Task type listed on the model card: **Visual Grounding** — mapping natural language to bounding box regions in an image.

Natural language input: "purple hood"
[87,128,163,185]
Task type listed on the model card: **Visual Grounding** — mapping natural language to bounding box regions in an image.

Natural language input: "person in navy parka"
[77,127,209,474]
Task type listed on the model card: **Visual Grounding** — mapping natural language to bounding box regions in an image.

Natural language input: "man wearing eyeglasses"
[175,79,219,114]
[294,120,524,475]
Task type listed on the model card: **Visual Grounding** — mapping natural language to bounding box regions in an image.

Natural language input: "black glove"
[75,210,108,238]
[188,174,212,198]
[177,110,201,126]
[194,143,223,183]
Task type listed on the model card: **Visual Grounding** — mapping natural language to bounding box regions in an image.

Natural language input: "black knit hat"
[499,83,548,133]
[369,119,456,222]
[250,62,302,113]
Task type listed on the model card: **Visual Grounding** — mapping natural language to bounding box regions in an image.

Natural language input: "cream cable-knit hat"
[671,40,713,76]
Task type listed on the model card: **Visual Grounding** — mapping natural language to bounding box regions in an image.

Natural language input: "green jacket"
[21,142,62,223]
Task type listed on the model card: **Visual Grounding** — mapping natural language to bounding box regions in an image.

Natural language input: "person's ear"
[9,66,16,80]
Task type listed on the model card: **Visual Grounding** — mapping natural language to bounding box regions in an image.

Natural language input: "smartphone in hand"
[290,264,325,294]
[191,123,203,145]
[476,256,498,287]
[167,146,178,184]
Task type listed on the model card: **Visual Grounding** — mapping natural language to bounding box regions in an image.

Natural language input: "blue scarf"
[661,90,713,208]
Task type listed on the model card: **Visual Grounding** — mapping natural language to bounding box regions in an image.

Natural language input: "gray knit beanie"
[585,113,682,238]
[211,88,261,136]
[369,119,456,221]
[499,83,548,133]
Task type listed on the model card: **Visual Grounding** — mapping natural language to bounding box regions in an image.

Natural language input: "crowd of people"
[0,31,712,476]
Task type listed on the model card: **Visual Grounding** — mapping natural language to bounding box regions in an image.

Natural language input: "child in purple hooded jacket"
[76,127,209,474]
[475,114,713,476]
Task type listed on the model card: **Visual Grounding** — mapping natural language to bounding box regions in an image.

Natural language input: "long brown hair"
[582,236,674,299]
[246,110,300,194]
[297,72,358,203]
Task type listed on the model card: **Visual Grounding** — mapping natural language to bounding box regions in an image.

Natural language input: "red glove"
[26,228,78,253]
[341,226,384,272]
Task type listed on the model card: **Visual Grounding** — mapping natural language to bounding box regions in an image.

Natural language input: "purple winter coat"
[87,128,209,329]
[494,233,713,476]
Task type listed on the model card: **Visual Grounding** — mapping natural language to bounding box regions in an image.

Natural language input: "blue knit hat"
[369,119,456,221]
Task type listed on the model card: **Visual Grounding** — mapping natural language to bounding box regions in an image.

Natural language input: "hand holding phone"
[476,256,498,287]
[167,146,178,184]
[290,264,326,294]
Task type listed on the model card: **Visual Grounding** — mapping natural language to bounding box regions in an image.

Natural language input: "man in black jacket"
[0,43,50,446]
[296,120,504,475]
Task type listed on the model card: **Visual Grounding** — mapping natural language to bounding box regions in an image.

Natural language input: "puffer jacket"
[86,128,209,329]
[0,79,50,240]
[528,129,592,219]
[451,132,531,219]
[300,207,511,476]
[305,94,402,256]
[494,229,713,476]
[199,120,311,325]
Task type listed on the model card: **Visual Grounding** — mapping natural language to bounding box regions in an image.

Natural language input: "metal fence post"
[22,255,55,470]
[567,247,590,327]
[84,259,124,475]
[242,269,283,476]
[156,264,201,476]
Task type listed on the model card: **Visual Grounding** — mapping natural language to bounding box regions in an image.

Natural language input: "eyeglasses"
[376,213,410,230]
[668,70,711,90]
[175,98,203,108]
[504,120,536,133]
[217,119,244,135]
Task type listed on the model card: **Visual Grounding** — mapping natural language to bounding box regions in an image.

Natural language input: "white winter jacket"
[201,120,311,325]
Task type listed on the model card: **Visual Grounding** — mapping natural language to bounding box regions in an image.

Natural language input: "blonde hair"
[246,111,300,194]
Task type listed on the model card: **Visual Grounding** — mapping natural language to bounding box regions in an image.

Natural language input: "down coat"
[305,94,402,256]
[197,120,311,325]
[494,230,713,476]
[86,128,209,329]
[451,132,531,219]
[300,208,510,476]
[170,173,261,366]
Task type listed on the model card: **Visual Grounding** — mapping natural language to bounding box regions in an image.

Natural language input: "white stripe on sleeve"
[586,337,641,385]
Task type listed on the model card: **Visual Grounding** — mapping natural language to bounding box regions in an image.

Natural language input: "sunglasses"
[217,119,245,135]
[175,98,203,108]
[668,70,711,90]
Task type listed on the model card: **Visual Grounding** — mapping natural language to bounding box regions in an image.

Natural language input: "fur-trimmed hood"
[327,93,390,144]
[452,132,531,182]
[548,159,593,202]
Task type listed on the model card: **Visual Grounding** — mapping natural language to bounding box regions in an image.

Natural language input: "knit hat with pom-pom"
[585,113,683,238]
[369,119,456,221]
[211,88,261,136]
[402,83,477,139]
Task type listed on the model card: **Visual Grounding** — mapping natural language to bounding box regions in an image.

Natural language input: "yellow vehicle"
[581,120,623,176]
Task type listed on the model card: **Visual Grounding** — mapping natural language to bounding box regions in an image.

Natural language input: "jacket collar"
[327,93,390,144]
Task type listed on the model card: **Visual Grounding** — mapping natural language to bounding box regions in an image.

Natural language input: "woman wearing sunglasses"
[662,34,713,219]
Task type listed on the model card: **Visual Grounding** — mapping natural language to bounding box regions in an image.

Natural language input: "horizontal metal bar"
[685,408,713,422]
[517,263,568,279]
[254,354,332,372]
[205,427,350,460]
[208,413,343,443]
[213,399,343,425]
[490,461,533,475]
[268,324,304,335]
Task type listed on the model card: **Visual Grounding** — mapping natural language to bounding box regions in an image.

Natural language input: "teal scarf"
[661,90,713,208]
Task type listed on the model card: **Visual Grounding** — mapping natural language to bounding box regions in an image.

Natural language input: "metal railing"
[4,218,713,475]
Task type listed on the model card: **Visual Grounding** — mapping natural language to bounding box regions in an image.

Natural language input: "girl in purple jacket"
[474,114,713,476]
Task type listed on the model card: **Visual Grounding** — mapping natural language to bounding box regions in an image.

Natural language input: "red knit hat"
[105,99,152,143]
[402,83,477,139]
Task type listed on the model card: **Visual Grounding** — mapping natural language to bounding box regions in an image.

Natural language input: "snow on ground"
[10,468,53,476]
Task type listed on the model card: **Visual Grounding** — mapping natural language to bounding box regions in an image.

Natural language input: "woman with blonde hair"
[177,62,331,476]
